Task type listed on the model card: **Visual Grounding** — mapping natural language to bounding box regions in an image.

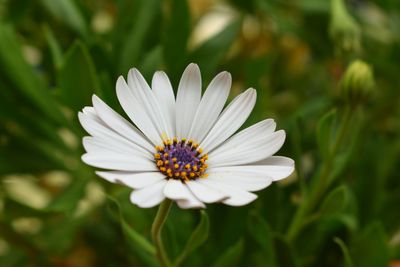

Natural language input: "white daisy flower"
[78,63,294,209]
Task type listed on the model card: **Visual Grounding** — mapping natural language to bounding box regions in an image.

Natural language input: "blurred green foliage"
[0,0,400,266]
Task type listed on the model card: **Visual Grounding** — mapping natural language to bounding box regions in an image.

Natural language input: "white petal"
[96,171,165,189]
[92,95,153,152]
[82,106,98,119]
[208,130,286,167]
[163,179,188,199]
[186,180,228,203]
[78,110,107,136]
[188,71,231,142]
[152,71,176,137]
[176,63,201,139]
[200,88,256,153]
[200,179,257,206]
[81,106,108,127]
[82,136,152,160]
[81,153,156,171]
[164,180,205,209]
[78,112,152,159]
[248,156,295,181]
[176,198,206,209]
[205,172,272,192]
[94,170,142,183]
[129,180,167,208]
[116,76,162,145]
[208,119,276,156]
[127,69,173,139]
[222,189,257,206]
[254,156,294,166]
[204,157,295,192]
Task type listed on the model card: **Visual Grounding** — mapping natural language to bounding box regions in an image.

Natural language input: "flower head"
[79,63,294,209]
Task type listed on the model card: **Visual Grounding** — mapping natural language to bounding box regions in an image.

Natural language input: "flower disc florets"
[154,138,208,182]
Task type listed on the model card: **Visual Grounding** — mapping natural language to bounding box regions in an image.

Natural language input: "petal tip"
[184,63,200,75]
[92,94,100,103]
[187,62,199,68]
[116,75,125,82]
[224,192,258,206]
[220,71,232,83]
[277,129,286,138]
[81,153,90,163]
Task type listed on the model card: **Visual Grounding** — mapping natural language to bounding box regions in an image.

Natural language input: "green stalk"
[286,106,353,242]
[151,199,173,267]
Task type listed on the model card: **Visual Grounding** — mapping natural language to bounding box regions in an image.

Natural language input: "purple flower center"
[154,138,208,181]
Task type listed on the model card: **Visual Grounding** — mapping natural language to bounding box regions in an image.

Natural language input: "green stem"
[174,248,188,267]
[286,106,353,242]
[151,199,173,267]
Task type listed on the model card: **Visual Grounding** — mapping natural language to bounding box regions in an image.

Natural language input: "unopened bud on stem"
[340,60,374,104]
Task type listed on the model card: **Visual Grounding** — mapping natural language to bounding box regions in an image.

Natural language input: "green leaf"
[118,0,160,74]
[0,121,73,177]
[329,114,362,183]
[334,237,354,267]
[106,196,157,267]
[247,212,277,267]
[43,24,63,68]
[0,25,66,125]
[320,185,350,216]
[57,41,100,111]
[162,0,190,85]
[350,223,389,267]
[38,0,87,36]
[317,109,337,159]
[211,239,244,267]
[0,81,71,154]
[174,210,210,266]
[319,185,358,230]
[330,149,354,182]
[190,20,241,81]
[122,220,156,256]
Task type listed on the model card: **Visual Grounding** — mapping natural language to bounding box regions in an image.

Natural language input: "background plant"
[0,0,399,266]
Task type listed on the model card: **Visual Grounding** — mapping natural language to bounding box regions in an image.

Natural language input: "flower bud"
[329,0,361,54]
[340,60,375,104]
